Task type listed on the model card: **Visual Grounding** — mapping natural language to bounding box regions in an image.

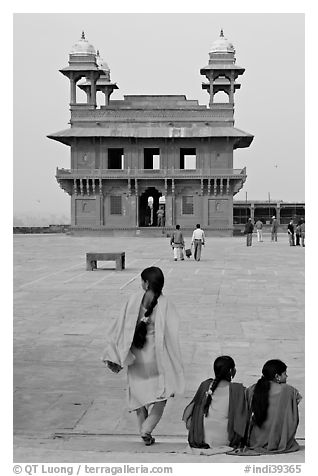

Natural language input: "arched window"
[213,91,229,103]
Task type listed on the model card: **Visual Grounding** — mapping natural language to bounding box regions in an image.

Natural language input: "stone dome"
[210,29,235,54]
[70,31,96,56]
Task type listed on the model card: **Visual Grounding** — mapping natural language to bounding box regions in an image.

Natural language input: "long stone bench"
[86,252,125,271]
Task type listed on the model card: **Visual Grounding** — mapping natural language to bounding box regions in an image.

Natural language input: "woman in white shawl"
[103,266,185,445]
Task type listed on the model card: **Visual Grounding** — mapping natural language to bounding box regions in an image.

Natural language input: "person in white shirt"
[255,219,263,242]
[191,224,206,261]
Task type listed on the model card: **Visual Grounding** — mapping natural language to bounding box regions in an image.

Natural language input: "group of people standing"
[103,266,302,455]
[170,224,206,261]
[244,216,305,247]
[288,219,305,247]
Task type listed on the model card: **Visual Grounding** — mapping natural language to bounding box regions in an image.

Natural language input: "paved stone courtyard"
[13,233,305,463]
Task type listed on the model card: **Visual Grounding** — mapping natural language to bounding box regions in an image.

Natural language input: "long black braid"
[132,267,164,349]
[251,359,287,427]
[203,355,235,417]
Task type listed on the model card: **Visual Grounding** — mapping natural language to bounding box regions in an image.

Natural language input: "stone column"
[165,195,173,227]
[251,203,255,220]
[276,203,281,225]
[171,179,175,226]
[135,179,139,227]
[202,195,208,227]
[99,179,104,225]
[209,72,214,108]
[90,72,97,107]
[229,71,234,104]
[70,73,76,104]
[71,195,76,226]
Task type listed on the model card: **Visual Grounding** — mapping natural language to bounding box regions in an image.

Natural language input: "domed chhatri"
[210,29,235,54]
[96,50,110,73]
[70,31,96,56]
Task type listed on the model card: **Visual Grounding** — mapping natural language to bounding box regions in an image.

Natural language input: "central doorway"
[139,187,162,227]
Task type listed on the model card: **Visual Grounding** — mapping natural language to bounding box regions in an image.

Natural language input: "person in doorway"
[170,225,185,261]
[271,216,278,242]
[191,224,206,261]
[244,218,254,246]
[182,355,248,455]
[156,207,165,227]
[102,267,185,446]
[245,359,302,454]
[287,220,295,246]
[255,219,264,242]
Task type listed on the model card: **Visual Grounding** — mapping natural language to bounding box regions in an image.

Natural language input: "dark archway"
[139,187,162,227]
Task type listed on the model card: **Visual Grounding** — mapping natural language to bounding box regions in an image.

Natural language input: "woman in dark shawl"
[245,359,302,454]
[182,356,248,455]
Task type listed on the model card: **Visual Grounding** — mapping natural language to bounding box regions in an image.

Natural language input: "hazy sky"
[13,13,304,221]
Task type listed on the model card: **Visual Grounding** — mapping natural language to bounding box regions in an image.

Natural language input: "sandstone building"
[48,31,254,235]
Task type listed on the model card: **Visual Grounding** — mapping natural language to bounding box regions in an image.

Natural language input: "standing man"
[300,219,305,247]
[191,224,205,261]
[271,216,278,242]
[244,218,254,246]
[287,220,295,246]
[295,221,301,246]
[255,218,264,242]
[170,225,185,261]
[157,206,165,227]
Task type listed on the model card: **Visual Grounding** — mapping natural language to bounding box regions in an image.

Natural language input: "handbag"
[185,248,192,258]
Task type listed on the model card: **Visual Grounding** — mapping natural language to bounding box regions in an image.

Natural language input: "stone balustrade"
[56,167,246,179]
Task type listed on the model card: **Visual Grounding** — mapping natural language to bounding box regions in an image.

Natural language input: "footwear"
[141,433,155,446]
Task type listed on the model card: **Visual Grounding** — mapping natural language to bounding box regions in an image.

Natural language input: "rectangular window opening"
[182,196,194,215]
[108,148,124,169]
[110,196,122,215]
[180,148,196,170]
[144,148,160,169]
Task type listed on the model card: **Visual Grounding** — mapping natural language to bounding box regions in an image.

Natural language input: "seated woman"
[246,359,302,454]
[182,355,248,455]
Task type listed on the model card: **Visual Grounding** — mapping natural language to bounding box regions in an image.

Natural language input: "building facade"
[48,31,254,236]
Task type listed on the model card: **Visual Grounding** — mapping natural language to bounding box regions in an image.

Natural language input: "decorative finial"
[220,29,224,37]
[81,31,85,40]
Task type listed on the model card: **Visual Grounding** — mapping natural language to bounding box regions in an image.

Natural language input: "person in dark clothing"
[244,218,254,246]
[300,220,305,247]
[271,216,278,242]
[170,225,185,261]
[182,355,248,455]
[295,222,301,246]
[287,220,295,246]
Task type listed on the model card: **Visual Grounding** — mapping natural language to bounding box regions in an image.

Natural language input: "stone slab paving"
[13,234,305,463]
